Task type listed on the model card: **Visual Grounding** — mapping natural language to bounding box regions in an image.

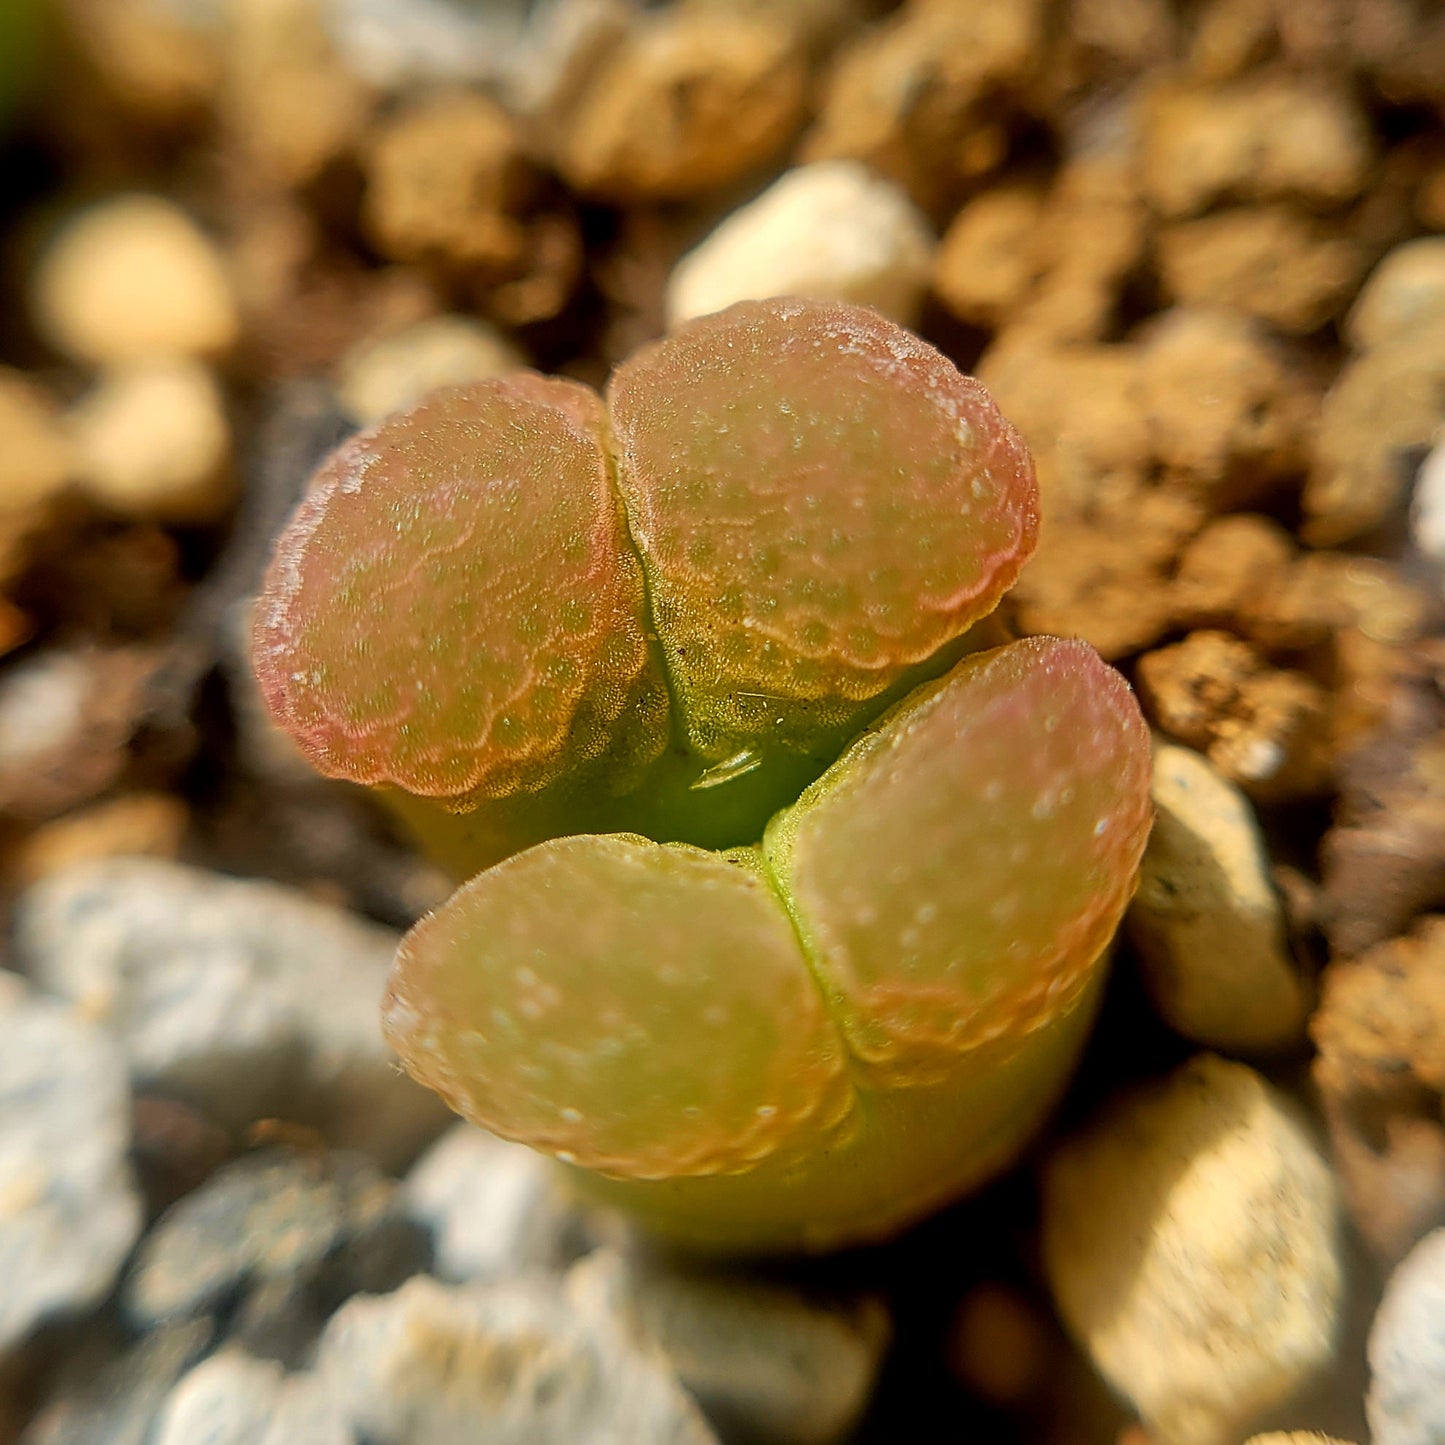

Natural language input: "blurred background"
[2,1,1444,1442]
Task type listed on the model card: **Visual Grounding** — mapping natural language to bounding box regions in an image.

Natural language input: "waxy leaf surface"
[253,377,665,807]
[608,298,1039,758]
[384,834,855,1180]
[767,637,1153,1085]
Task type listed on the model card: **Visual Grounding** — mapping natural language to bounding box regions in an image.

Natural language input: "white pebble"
[402,1122,576,1282]
[1043,1055,1342,1445]
[336,315,525,424]
[33,195,239,366]
[665,160,933,329]
[1368,1227,1445,1445]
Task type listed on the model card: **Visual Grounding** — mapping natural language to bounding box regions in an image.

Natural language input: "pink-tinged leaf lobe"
[607,297,1039,758]
[767,637,1153,1085]
[253,377,666,807]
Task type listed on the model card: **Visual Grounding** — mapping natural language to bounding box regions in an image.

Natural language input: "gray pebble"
[0,973,142,1355]
[317,1267,719,1445]
[124,1148,428,1338]
[1368,1227,1445,1445]
[571,1250,889,1445]
[13,858,450,1167]
[21,1320,212,1445]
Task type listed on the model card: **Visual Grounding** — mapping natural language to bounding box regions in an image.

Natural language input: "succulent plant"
[253,298,1152,1250]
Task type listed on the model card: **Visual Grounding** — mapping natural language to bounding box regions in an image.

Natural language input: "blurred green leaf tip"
[253,297,1153,1250]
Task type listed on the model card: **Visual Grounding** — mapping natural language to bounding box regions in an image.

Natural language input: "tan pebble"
[556,11,805,199]
[336,317,525,425]
[1243,1435,1356,1444]
[933,185,1048,329]
[1304,320,1445,545]
[1139,308,1313,508]
[1128,740,1307,1053]
[0,648,158,822]
[1347,238,1445,354]
[14,793,189,887]
[1171,515,1295,628]
[801,0,1042,207]
[1043,1055,1343,1445]
[666,161,934,329]
[1142,75,1373,218]
[220,0,372,188]
[33,196,239,367]
[0,368,76,511]
[1245,554,1432,653]
[1157,206,1365,334]
[363,92,530,273]
[1011,161,1148,345]
[1137,631,1334,800]
[69,361,232,523]
[61,0,219,119]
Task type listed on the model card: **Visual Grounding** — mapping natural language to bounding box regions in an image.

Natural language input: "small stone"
[402,1123,577,1283]
[1368,1227,1445,1445]
[324,0,528,89]
[1312,918,1445,1260]
[1157,206,1364,334]
[0,975,143,1354]
[802,0,1043,208]
[362,92,531,274]
[1142,75,1373,218]
[317,1268,719,1445]
[259,1373,356,1445]
[1348,238,1445,353]
[933,185,1047,329]
[1139,308,1313,508]
[69,360,233,523]
[153,1351,354,1445]
[13,858,450,1167]
[1243,554,1433,655]
[124,1147,426,1332]
[1305,321,1445,545]
[336,317,524,425]
[1137,630,1334,800]
[1042,1055,1343,1445]
[0,368,76,512]
[0,646,158,822]
[12,792,189,887]
[1009,144,1149,345]
[1128,740,1307,1053]
[1411,432,1445,566]
[556,10,805,200]
[20,1320,212,1445]
[60,0,219,120]
[152,1351,284,1445]
[500,0,635,127]
[1170,515,1296,629]
[575,1250,888,1445]
[220,0,372,189]
[665,161,933,329]
[32,195,239,367]
[1243,1436,1355,1445]
[1318,644,1445,959]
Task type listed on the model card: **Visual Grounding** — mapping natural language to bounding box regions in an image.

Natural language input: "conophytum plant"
[254,298,1152,1251]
